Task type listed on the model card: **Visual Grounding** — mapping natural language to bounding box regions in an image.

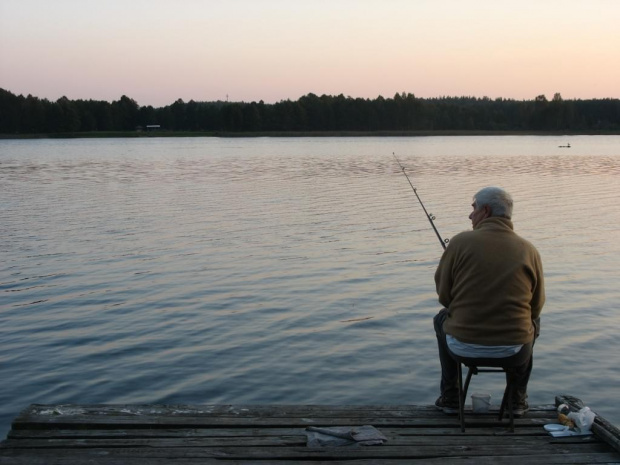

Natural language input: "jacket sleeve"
[530,250,545,320]
[435,246,455,309]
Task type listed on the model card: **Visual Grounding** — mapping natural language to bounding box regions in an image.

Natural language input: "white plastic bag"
[567,406,596,433]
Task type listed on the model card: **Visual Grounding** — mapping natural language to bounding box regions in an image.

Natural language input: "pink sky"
[1,0,619,107]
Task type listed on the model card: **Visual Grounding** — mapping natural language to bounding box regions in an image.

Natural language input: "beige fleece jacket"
[435,217,545,345]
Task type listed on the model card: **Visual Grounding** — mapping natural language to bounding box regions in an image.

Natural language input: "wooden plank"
[0,431,570,445]
[0,434,604,451]
[2,453,620,465]
[12,404,556,421]
[0,442,614,460]
[6,425,556,441]
[18,404,555,418]
[10,404,556,430]
[418,453,620,465]
[14,404,449,420]
[9,416,555,430]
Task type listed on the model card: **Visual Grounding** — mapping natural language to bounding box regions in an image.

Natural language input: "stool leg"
[463,368,474,399]
[498,374,515,433]
[458,366,476,433]
[457,363,465,432]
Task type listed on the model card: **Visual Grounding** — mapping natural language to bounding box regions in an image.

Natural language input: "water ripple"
[1,136,619,438]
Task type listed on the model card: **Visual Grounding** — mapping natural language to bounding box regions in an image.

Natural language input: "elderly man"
[433,186,545,415]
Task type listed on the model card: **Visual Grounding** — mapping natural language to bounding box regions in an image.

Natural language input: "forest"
[1,88,619,135]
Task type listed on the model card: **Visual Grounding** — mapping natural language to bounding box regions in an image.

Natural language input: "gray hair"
[473,186,513,219]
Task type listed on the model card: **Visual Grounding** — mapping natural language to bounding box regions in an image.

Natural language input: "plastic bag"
[567,407,596,433]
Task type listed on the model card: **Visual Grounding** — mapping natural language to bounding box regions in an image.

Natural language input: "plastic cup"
[471,393,492,413]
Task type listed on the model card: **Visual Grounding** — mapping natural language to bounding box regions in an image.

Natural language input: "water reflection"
[2,152,619,183]
[0,136,619,439]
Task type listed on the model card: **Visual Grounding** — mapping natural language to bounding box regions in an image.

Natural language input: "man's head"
[469,186,513,228]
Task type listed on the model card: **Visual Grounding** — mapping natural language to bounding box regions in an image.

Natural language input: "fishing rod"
[392,152,449,251]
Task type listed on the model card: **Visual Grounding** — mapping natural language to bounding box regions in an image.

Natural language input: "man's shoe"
[435,396,459,415]
[512,400,529,417]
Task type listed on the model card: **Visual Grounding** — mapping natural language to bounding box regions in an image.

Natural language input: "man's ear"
[483,205,492,218]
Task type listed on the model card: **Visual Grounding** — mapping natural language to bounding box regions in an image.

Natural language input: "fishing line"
[392,152,449,251]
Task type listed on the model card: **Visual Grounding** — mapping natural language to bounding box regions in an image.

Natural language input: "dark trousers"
[433,308,539,402]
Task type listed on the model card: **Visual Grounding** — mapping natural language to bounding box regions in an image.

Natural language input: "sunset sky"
[1,0,618,107]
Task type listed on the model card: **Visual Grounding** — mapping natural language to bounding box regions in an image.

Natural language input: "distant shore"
[2,130,620,140]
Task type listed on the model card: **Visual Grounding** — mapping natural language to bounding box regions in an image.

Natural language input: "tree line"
[1,88,619,135]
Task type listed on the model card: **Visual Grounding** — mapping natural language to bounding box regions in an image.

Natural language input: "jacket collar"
[474,216,514,231]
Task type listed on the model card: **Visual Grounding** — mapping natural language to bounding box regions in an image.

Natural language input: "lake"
[1,135,619,438]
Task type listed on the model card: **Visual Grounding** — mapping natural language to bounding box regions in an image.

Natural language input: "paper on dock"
[544,424,593,437]
[305,425,388,447]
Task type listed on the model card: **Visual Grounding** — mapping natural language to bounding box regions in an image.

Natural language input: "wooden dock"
[1,396,619,464]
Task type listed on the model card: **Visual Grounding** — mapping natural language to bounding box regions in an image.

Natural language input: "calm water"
[1,135,619,438]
